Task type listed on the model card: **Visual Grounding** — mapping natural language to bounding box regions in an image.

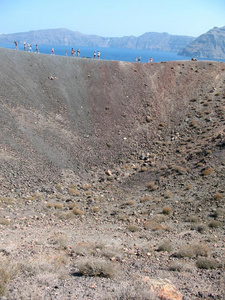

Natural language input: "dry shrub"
[162,206,173,215]
[178,243,209,258]
[146,182,158,191]
[213,208,225,218]
[188,215,201,223]
[0,197,14,204]
[213,192,223,201]
[68,188,80,196]
[185,184,193,190]
[125,200,135,206]
[32,192,43,200]
[72,207,84,215]
[201,167,213,176]
[157,242,173,252]
[196,258,221,269]
[140,166,148,172]
[81,184,91,190]
[92,206,99,213]
[127,225,140,232]
[58,211,74,220]
[173,165,187,175]
[48,234,68,250]
[168,261,183,272]
[76,258,117,278]
[152,224,168,232]
[56,183,63,192]
[140,195,153,203]
[0,218,10,226]
[46,203,63,209]
[105,282,158,300]
[191,223,207,233]
[151,214,167,222]
[163,190,173,199]
[72,241,121,260]
[208,220,222,228]
[0,268,10,296]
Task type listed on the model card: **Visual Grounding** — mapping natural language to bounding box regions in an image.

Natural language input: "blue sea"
[1,44,225,63]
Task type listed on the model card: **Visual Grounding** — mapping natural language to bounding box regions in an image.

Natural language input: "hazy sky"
[1,0,225,37]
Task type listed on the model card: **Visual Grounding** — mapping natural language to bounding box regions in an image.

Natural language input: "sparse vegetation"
[162,206,173,215]
[0,267,10,296]
[76,258,118,278]
[72,207,84,215]
[196,258,221,269]
[157,242,173,252]
[0,218,11,226]
[178,243,209,258]
[127,224,140,232]
[208,220,222,228]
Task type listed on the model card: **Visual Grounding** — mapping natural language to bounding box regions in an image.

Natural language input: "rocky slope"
[0,48,224,300]
[0,28,195,52]
[179,26,225,59]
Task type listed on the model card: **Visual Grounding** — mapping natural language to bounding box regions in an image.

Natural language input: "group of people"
[14,41,156,63]
[14,41,40,53]
[68,48,101,59]
[70,48,81,57]
[135,56,153,63]
[93,51,101,59]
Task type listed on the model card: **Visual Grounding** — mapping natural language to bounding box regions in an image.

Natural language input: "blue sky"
[1,0,225,37]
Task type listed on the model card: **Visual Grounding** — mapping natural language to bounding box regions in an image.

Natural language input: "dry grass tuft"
[162,206,173,215]
[146,182,158,191]
[0,267,10,296]
[127,224,140,232]
[178,243,209,258]
[163,190,173,199]
[68,188,80,196]
[72,207,84,215]
[105,282,158,300]
[140,195,153,203]
[201,167,213,176]
[157,242,173,252]
[76,258,117,278]
[191,223,208,233]
[46,203,63,209]
[196,258,221,269]
[0,218,11,226]
[208,220,222,228]
[213,192,223,201]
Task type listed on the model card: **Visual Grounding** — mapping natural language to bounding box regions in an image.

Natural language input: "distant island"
[0,28,195,53]
[179,26,225,59]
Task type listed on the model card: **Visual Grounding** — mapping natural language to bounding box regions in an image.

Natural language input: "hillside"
[179,26,225,59]
[0,28,195,52]
[0,48,224,300]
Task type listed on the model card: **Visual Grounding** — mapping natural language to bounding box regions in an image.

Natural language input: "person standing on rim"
[97,51,101,59]
[71,48,75,57]
[94,51,96,59]
[51,47,55,55]
[77,48,80,57]
[35,44,39,53]
[14,41,18,50]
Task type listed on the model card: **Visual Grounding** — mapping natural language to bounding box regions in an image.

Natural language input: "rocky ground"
[0,48,224,299]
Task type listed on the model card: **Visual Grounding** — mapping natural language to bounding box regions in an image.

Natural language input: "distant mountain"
[0,28,195,53]
[178,26,225,59]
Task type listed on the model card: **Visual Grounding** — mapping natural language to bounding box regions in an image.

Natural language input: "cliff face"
[0,28,194,52]
[179,26,225,59]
